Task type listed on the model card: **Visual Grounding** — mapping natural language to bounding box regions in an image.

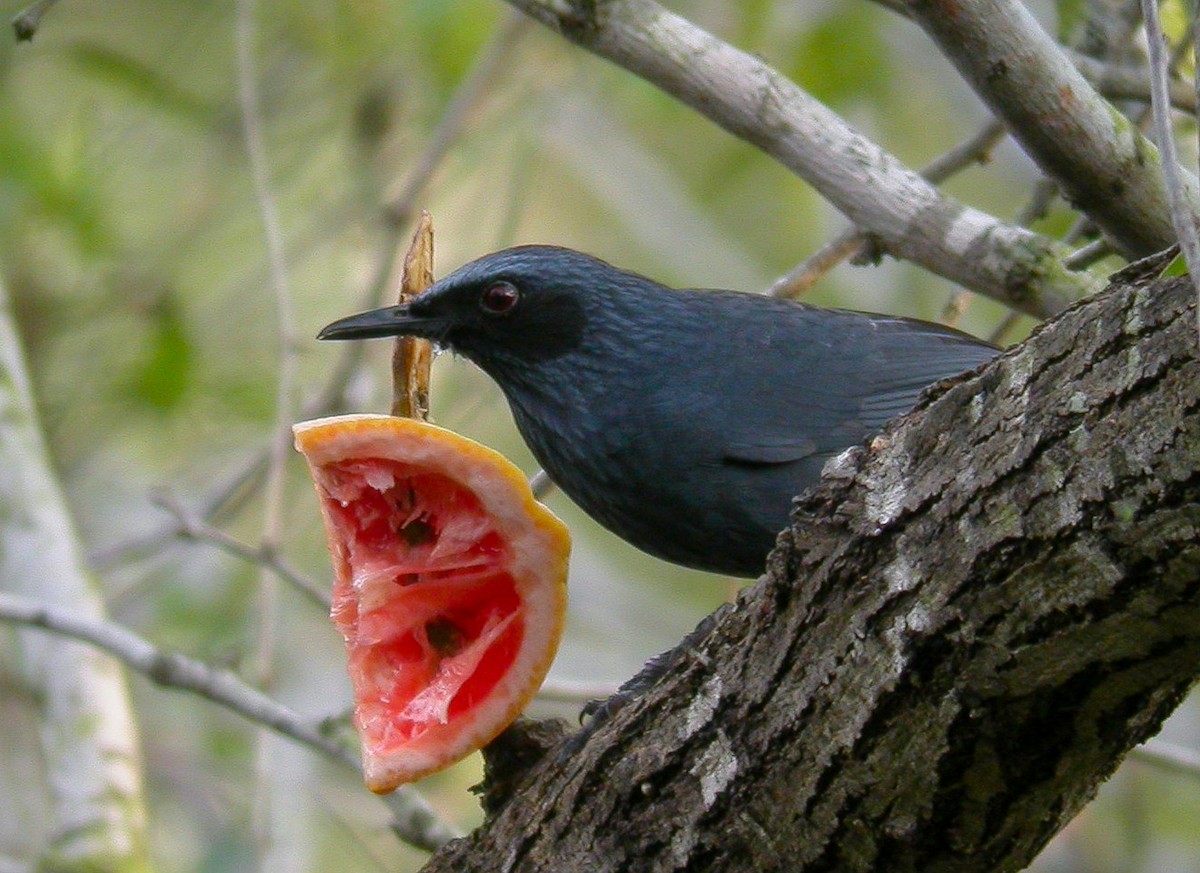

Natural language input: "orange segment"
[293,414,570,792]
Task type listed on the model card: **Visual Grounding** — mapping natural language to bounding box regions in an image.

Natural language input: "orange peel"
[294,413,569,791]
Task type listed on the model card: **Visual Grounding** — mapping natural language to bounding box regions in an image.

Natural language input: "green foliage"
[124,293,193,411]
[0,98,108,255]
[1055,0,1088,42]
[788,8,892,107]
[1163,250,1189,277]
[68,44,215,125]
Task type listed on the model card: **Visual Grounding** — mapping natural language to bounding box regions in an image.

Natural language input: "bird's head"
[318,246,652,376]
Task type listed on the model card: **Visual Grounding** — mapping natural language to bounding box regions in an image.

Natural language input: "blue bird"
[319,246,999,577]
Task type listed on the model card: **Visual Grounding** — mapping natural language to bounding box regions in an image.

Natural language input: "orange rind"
[294,413,570,792]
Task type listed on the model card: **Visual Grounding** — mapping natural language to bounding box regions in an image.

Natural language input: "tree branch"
[150,493,330,619]
[422,267,1200,871]
[1069,49,1198,113]
[503,0,1101,319]
[902,0,1195,258]
[10,0,60,41]
[768,121,1007,299]
[0,591,459,854]
[1139,0,1200,341]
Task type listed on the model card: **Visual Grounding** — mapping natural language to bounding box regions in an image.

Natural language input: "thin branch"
[235,0,303,853]
[1064,238,1116,271]
[529,468,555,499]
[1131,739,1200,780]
[0,591,459,853]
[536,677,619,705]
[767,234,866,300]
[151,492,330,609]
[939,289,970,328]
[1069,49,1198,112]
[767,120,1006,299]
[11,0,59,40]
[506,0,1099,318]
[1140,0,1200,341]
[90,448,270,573]
[1012,177,1060,229]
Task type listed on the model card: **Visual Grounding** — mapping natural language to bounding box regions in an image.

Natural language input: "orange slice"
[293,413,570,792]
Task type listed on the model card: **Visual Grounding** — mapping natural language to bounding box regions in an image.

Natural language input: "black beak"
[317,304,426,341]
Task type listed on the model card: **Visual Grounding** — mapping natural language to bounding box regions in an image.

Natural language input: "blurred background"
[1,0,1197,871]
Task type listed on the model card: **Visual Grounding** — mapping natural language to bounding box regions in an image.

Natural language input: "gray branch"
[903,0,1196,257]
[504,0,1102,318]
[0,592,458,854]
[1069,49,1198,112]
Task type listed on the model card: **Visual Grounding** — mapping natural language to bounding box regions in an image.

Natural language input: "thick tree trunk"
[421,266,1200,872]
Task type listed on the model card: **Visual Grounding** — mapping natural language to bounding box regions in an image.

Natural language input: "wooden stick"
[391,212,434,420]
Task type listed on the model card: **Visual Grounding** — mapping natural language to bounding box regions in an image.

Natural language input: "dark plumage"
[319,245,999,577]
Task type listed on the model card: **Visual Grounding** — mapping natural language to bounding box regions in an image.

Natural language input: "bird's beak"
[317,304,427,341]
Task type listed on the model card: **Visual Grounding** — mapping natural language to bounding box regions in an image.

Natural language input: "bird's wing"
[721,435,821,465]
[848,313,998,424]
[849,314,998,422]
[714,308,997,467]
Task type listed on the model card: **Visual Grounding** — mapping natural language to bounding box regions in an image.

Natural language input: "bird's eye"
[480,281,520,315]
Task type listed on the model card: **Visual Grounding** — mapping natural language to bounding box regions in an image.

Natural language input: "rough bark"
[421,266,1200,872]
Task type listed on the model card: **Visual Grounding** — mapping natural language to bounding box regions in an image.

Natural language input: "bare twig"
[1069,49,1198,112]
[0,591,459,853]
[529,468,555,499]
[11,0,60,40]
[1064,238,1116,271]
[918,119,1009,184]
[767,234,867,300]
[1140,0,1200,341]
[1131,739,1200,780]
[768,120,1006,299]
[939,290,970,328]
[392,213,435,420]
[90,448,269,573]
[1012,178,1060,229]
[151,492,330,609]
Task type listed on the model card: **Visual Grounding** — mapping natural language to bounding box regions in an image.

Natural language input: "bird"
[318,245,1000,578]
